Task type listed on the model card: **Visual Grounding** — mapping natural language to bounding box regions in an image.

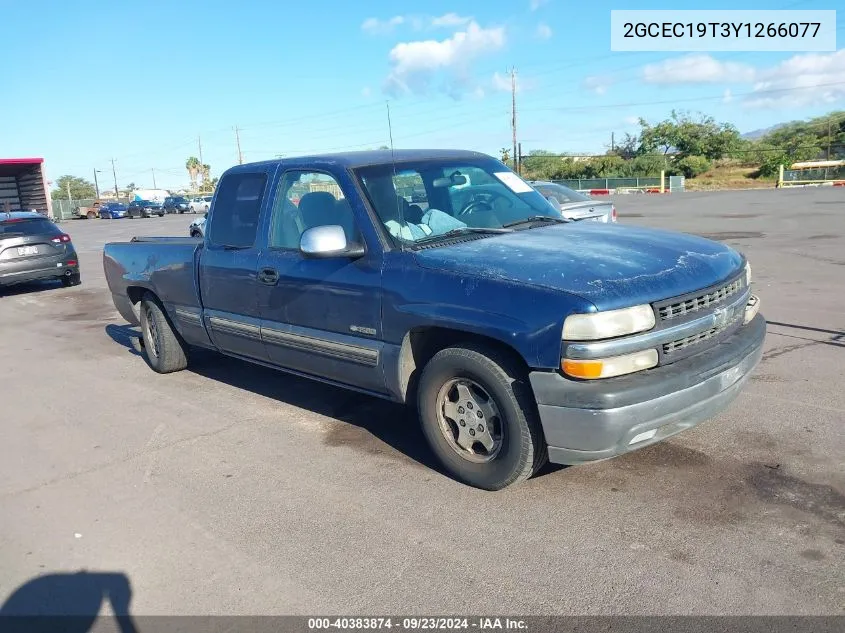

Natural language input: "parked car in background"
[1,211,80,288]
[163,196,190,214]
[528,181,617,223]
[99,202,129,219]
[188,196,213,213]
[103,150,763,491]
[127,200,165,218]
[73,200,103,219]
[188,213,207,238]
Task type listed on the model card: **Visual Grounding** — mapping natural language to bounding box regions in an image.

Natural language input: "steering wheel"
[458,191,510,217]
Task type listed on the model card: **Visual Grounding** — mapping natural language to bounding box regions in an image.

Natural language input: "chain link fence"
[51,198,132,221]
[552,177,663,191]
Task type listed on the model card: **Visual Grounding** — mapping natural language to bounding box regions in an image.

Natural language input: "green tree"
[639,111,741,160]
[675,155,711,178]
[198,164,213,192]
[185,157,201,190]
[51,175,96,200]
[753,132,823,177]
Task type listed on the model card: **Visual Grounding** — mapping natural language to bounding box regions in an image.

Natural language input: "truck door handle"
[258,267,279,285]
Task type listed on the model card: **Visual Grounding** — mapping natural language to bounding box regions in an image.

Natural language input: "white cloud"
[492,72,512,92]
[642,55,755,84]
[361,87,372,97]
[362,13,473,34]
[384,21,506,97]
[530,0,549,10]
[583,75,613,95]
[744,49,845,108]
[624,116,640,125]
[361,16,405,34]
[430,13,473,28]
[536,23,552,40]
[491,71,534,93]
[639,50,845,109]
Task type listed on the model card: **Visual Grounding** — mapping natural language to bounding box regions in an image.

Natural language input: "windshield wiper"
[503,215,570,229]
[412,226,513,246]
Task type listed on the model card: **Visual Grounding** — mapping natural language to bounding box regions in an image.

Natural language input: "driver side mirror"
[300,225,365,259]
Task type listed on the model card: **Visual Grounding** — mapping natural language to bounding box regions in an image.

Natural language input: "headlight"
[562,349,658,379]
[562,304,655,341]
[745,261,752,287]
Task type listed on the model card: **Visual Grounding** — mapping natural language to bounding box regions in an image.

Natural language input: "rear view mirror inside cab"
[432,173,468,188]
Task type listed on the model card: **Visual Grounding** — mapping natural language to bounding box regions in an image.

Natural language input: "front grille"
[659,277,743,321]
[663,310,743,354]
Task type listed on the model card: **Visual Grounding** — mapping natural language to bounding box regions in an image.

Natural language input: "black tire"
[417,343,547,490]
[61,272,81,287]
[139,292,188,374]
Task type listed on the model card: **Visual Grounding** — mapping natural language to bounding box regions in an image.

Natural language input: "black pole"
[93,169,100,199]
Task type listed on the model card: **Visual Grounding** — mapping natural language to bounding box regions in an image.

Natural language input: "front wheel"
[139,293,188,374]
[417,344,547,490]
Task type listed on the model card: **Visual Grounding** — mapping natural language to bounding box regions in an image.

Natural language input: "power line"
[522,80,845,114]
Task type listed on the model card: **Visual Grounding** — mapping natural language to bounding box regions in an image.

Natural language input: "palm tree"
[185,157,201,191]
[198,164,212,192]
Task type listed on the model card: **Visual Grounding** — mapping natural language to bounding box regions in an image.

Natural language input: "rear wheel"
[139,293,188,374]
[61,272,81,287]
[86,210,96,219]
[417,343,547,490]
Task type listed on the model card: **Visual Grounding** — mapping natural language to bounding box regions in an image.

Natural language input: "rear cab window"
[207,172,268,248]
[0,217,61,237]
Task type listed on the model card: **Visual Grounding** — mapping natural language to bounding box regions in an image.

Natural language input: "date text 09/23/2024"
[308,618,527,630]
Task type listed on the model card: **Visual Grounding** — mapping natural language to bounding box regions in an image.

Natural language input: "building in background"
[129,188,170,202]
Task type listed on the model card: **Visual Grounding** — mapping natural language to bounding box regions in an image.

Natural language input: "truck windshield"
[355,158,558,244]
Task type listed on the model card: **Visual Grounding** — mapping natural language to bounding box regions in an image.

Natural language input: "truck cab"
[103,150,765,490]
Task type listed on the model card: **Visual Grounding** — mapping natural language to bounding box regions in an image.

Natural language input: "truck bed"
[103,237,203,326]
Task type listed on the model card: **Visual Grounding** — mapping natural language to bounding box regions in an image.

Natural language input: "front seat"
[297,191,337,231]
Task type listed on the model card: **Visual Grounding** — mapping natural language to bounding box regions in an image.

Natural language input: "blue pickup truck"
[103,150,765,490]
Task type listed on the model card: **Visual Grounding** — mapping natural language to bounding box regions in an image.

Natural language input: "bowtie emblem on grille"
[713,306,729,329]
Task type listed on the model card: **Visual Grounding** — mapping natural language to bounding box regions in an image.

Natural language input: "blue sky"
[3,0,842,190]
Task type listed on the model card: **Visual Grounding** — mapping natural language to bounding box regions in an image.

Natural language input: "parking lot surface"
[1,189,843,615]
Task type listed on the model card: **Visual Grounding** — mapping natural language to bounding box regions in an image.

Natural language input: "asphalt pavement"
[0,190,843,616]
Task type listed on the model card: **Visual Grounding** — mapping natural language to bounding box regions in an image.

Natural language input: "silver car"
[189,213,207,238]
[529,181,617,223]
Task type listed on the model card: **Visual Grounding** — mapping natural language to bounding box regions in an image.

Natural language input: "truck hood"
[412,223,745,311]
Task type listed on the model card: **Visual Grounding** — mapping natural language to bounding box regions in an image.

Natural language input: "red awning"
[0,158,44,165]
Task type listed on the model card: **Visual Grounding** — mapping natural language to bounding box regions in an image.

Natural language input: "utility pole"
[198,135,204,167]
[66,181,73,206]
[235,126,243,165]
[151,168,157,189]
[111,158,119,199]
[827,118,832,160]
[510,67,518,175]
[611,132,615,152]
[93,169,100,199]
